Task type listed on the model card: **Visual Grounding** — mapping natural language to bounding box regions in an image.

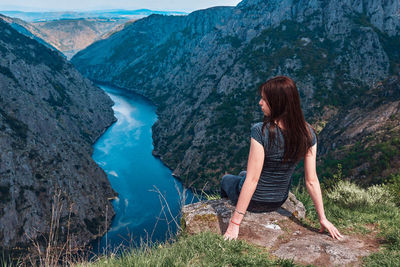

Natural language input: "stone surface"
[182,198,379,267]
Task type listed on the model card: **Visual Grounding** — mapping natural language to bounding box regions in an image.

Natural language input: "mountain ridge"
[72,0,400,189]
[0,9,188,22]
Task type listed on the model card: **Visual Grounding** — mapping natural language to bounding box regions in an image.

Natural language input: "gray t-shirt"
[248,122,317,202]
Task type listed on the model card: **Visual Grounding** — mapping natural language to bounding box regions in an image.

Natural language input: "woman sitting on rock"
[221,76,342,240]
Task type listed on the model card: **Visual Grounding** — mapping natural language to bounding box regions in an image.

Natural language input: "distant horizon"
[0,0,242,13]
[0,9,190,23]
[0,8,188,14]
[0,7,188,13]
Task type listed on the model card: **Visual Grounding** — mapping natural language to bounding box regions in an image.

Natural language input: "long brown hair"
[259,76,315,163]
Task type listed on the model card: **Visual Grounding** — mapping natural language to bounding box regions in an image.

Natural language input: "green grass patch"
[363,250,400,267]
[77,232,299,267]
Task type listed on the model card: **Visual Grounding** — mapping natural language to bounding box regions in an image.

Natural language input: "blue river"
[90,84,197,254]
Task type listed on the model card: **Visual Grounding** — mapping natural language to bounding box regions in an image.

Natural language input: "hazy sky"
[0,0,243,13]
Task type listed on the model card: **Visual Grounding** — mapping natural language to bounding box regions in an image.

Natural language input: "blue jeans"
[220,171,286,212]
[220,171,247,204]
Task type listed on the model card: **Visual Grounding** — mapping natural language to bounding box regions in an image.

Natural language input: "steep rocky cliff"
[0,19,116,251]
[72,0,400,189]
[32,18,131,59]
[318,76,400,184]
[0,14,131,59]
[0,14,59,53]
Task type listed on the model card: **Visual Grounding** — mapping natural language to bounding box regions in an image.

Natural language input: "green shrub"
[367,185,395,206]
[326,180,395,208]
[322,163,343,190]
[385,173,400,206]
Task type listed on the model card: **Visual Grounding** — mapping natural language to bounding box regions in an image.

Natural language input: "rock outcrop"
[0,18,116,252]
[182,197,378,267]
[72,0,400,189]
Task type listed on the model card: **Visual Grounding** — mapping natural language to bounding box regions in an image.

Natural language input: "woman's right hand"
[223,221,240,241]
[319,218,343,240]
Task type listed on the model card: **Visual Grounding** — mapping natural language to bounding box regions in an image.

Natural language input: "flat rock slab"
[182,198,379,267]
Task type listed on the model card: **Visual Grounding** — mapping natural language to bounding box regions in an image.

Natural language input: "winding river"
[91,84,197,254]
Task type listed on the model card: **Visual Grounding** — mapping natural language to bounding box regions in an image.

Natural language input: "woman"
[221,76,342,240]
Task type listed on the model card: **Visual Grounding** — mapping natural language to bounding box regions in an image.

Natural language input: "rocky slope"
[317,76,400,185]
[0,14,131,59]
[72,0,400,189]
[0,14,59,53]
[32,18,131,59]
[0,18,116,252]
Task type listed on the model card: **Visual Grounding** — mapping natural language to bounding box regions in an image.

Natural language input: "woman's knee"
[220,175,231,198]
[239,171,247,177]
[221,174,234,184]
[221,175,227,187]
[221,174,235,192]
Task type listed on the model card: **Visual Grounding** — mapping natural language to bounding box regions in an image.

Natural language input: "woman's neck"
[275,120,285,130]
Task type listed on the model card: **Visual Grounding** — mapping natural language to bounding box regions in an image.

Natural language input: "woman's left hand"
[319,218,343,240]
[223,222,240,240]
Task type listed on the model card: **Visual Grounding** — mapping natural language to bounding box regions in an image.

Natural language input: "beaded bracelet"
[230,220,240,226]
[235,209,245,216]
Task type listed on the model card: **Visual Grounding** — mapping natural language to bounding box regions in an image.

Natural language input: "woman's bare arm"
[304,143,343,239]
[223,138,264,240]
